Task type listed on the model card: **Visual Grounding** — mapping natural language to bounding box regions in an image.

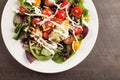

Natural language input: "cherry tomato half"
[44,21,54,33]
[71,6,83,17]
[42,8,53,16]
[56,10,66,20]
[43,31,49,39]
[32,17,41,27]
[64,35,74,44]
[73,26,83,35]
[51,17,63,24]
[61,1,70,10]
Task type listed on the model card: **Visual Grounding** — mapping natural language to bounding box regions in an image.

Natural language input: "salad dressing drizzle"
[31,34,57,55]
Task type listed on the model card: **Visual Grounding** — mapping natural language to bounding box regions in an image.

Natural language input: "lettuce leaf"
[77,0,89,21]
[17,0,33,11]
[52,54,64,63]
[17,0,25,5]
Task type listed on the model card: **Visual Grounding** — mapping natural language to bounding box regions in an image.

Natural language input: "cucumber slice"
[29,46,51,61]
[41,48,52,57]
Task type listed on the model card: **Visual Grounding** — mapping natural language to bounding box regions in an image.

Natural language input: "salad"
[13,0,89,63]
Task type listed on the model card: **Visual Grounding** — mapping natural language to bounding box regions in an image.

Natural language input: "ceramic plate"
[1,0,99,73]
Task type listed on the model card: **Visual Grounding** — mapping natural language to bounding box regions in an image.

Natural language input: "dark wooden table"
[0,0,120,80]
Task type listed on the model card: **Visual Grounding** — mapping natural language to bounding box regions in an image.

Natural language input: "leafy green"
[67,0,75,4]
[52,45,73,63]
[13,15,32,40]
[17,0,25,5]
[77,0,84,8]
[66,45,72,53]
[41,48,52,57]
[77,0,89,21]
[23,2,33,11]
[52,54,64,63]
[55,0,58,3]
[13,14,22,25]
[83,8,88,17]
[34,49,41,55]
[54,46,63,53]
[13,24,26,40]
[76,35,83,41]
[14,23,22,33]
[29,45,51,61]
[18,0,34,12]
[80,15,83,27]
[83,8,89,21]
[27,16,31,24]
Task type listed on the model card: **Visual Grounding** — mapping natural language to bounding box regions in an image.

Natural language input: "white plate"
[1,0,99,73]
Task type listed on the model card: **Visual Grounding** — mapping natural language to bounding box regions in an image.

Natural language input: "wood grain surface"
[0,0,120,80]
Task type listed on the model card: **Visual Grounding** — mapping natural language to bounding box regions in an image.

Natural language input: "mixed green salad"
[13,0,89,63]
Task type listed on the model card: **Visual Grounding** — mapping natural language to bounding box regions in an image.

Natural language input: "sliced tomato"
[51,17,63,24]
[44,21,54,33]
[42,8,53,16]
[32,17,41,27]
[64,35,74,44]
[43,31,49,39]
[73,26,83,35]
[56,10,66,20]
[61,1,70,10]
[71,6,83,17]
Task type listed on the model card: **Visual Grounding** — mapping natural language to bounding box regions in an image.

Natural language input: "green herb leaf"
[83,8,88,17]
[77,0,89,22]
[17,0,25,5]
[67,0,75,4]
[13,26,24,40]
[27,16,31,24]
[23,2,33,11]
[13,24,27,40]
[77,0,84,8]
[54,46,63,53]
[14,23,22,33]
[55,0,58,3]
[52,54,64,63]
[83,8,89,21]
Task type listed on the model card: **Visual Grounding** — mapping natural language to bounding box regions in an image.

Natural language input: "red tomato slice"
[61,1,70,10]
[44,21,54,33]
[73,26,83,35]
[42,8,53,16]
[32,17,41,27]
[71,6,83,17]
[43,31,49,39]
[64,35,74,44]
[56,10,66,20]
[51,17,63,24]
